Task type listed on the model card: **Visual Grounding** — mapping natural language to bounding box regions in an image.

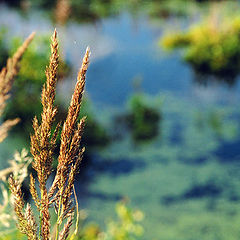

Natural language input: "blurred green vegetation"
[0,0,228,23]
[78,202,144,240]
[161,2,240,77]
[124,93,161,143]
[130,94,160,142]
[0,202,144,240]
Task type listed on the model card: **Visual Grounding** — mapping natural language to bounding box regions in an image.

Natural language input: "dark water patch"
[161,195,179,205]
[227,191,240,202]
[183,182,222,199]
[83,117,111,149]
[178,155,208,165]
[193,71,237,88]
[76,153,147,183]
[86,191,123,201]
[215,139,240,162]
[169,122,183,145]
[93,158,146,176]
[161,181,222,205]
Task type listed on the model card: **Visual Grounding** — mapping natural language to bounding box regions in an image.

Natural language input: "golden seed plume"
[49,47,90,199]
[31,29,59,183]
[30,29,59,240]
[49,46,90,238]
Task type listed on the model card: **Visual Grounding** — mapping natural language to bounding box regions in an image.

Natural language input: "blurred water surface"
[2,1,240,239]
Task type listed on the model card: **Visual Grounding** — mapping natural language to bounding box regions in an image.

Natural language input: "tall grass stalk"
[8,29,90,240]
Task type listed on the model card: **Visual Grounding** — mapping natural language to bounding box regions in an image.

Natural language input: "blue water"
[2,4,240,239]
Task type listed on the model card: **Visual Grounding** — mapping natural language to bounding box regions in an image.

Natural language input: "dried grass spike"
[0,118,20,143]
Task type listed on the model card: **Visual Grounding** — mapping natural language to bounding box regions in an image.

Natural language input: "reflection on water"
[193,71,237,87]
[2,2,240,239]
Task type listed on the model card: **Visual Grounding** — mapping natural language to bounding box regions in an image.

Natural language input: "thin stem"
[55,184,64,240]
[39,166,45,240]
[39,186,44,240]
[73,185,79,236]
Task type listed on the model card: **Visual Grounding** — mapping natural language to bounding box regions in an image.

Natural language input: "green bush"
[125,93,161,142]
[161,9,240,77]
[78,202,144,240]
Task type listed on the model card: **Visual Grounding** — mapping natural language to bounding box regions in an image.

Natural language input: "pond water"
[2,2,240,239]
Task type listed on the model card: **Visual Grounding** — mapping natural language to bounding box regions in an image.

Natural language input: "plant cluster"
[0,29,144,240]
[7,30,90,240]
[115,93,161,143]
[161,8,240,77]
[127,94,161,142]
[79,202,144,240]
